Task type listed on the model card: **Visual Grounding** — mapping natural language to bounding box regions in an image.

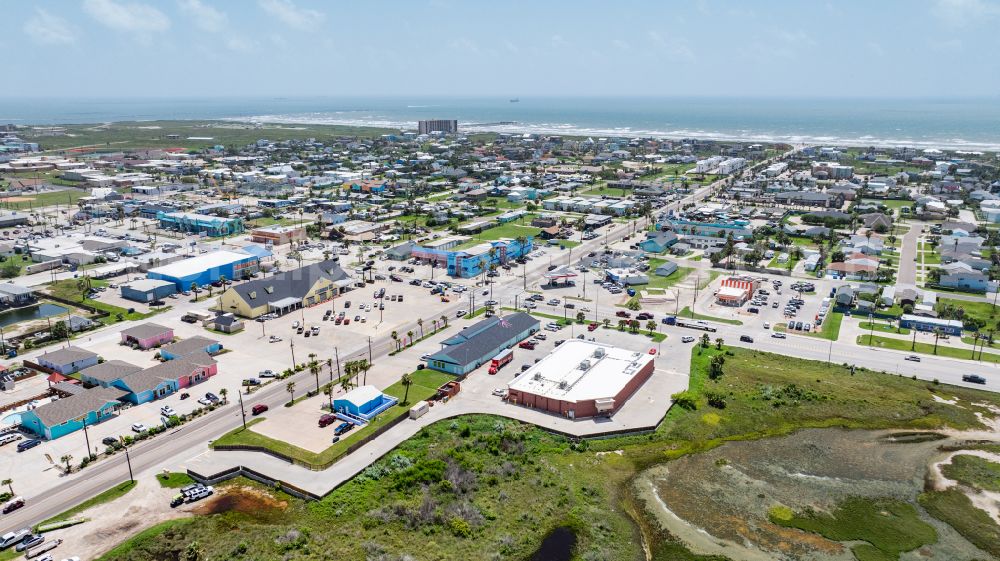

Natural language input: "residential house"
[159,336,222,361]
[120,323,174,350]
[36,346,99,375]
[639,231,678,254]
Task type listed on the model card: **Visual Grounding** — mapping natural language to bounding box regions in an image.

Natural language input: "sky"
[2,0,1000,99]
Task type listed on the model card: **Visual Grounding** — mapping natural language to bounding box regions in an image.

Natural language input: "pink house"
[120,323,174,350]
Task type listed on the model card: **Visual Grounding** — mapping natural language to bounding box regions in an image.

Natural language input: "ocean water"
[2,96,999,150]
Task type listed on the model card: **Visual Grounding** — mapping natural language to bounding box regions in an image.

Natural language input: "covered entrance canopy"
[268,296,302,315]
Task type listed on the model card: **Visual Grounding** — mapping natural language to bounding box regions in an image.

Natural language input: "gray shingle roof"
[430,312,538,367]
[37,346,98,366]
[160,336,219,358]
[79,360,143,384]
[228,260,349,307]
[31,386,129,427]
[120,322,173,341]
[119,351,216,394]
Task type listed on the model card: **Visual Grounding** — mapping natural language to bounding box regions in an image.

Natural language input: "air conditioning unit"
[579,359,591,370]
[593,347,606,358]
[558,380,568,389]
[532,373,542,381]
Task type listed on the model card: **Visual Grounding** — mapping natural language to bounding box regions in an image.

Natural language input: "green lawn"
[155,472,195,489]
[938,297,1000,327]
[452,223,541,249]
[646,259,693,289]
[46,279,167,324]
[922,252,941,265]
[767,255,799,270]
[678,306,743,326]
[858,320,910,336]
[0,187,88,210]
[213,369,454,469]
[36,480,136,530]
[0,254,32,278]
[790,312,844,341]
[857,334,1000,363]
[771,497,936,561]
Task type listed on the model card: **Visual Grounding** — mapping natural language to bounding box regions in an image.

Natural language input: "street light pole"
[124,446,134,483]
[237,390,247,429]
[289,339,296,368]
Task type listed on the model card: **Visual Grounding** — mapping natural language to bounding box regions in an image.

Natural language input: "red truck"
[488,348,514,375]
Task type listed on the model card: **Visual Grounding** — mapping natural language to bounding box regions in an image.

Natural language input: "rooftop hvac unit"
[532,373,542,381]
[593,347,606,358]
[558,380,568,389]
[579,359,591,370]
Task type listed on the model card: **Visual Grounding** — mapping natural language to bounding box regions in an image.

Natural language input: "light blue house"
[427,312,539,375]
[159,336,222,361]
[333,385,398,422]
[639,231,679,254]
[19,386,128,440]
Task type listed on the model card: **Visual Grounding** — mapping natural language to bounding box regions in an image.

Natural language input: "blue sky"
[3,0,999,98]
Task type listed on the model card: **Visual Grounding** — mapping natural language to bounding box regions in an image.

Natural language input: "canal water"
[0,303,70,328]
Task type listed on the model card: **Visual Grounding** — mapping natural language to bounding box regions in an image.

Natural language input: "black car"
[739,335,754,343]
[102,436,118,446]
[747,307,759,314]
[963,374,987,384]
[16,439,40,452]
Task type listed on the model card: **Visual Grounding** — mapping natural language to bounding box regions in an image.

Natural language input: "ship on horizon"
[509,97,519,103]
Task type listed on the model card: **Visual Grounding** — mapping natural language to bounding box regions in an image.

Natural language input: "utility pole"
[691,272,700,319]
[290,339,296,368]
[368,337,373,365]
[124,446,134,483]
[237,391,247,429]
[335,346,341,379]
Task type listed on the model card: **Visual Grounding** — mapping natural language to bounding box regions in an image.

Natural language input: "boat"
[509,98,519,103]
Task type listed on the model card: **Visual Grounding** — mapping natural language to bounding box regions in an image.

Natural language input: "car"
[803,323,811,331]
[16,439,41,452]
[492,388,508,397]
[554,339,565,347]
[588,322,599,332]
[243,378,261,386]
[319,414,337,428]
[292,321,300,329]
[636,312,653,320]
[456,310,467,317]
[739,335,754,343]
[160,405,176,417]
[15,534,42,552]
[1,496,24,514]
[344,301,351,308]
[180,392,190,400]
[963,374,987,384]
[518,340,536,350]
[681,336,695,343]
[131,423,147,433]
[747,307,759,314]
[772,302,779,308]
[251,404,268,415]
[0,529,30,549]
[533,333,547,340]
[259,369,276,378]
[269,335,282,343]
[763,322,770,329]
[772,332,787,339]
[311,326,319,335]
[615,311,631,318]
[904,355,921,362]
[205,392,220,402]
[334,422,355,436]
[100,436,119,447]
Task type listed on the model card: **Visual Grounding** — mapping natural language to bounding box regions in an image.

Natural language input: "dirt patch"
[192,485,287,519]
[636,429,998,561]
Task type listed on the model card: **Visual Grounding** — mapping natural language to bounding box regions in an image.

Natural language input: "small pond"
[529,526,576,561]
[0,303,69,328]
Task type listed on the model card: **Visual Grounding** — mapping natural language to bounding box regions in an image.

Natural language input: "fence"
[186,465,320,501]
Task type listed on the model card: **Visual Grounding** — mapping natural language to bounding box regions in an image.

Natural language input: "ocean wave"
[223,113,1000,151]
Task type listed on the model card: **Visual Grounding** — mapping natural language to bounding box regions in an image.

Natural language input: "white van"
[0,433,21,446]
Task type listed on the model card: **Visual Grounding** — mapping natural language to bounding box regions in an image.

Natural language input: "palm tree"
[218,388,228,404]
[311,364,320,393]
[406,330,414,348]
[603,318,611,328]
[933,328,943,355]
[2,478,13,495]
[391,331,400,351]
[60,454,73,472]
[646,320,657,334]
[285,381,296,405]
[715,337,724,350]
[340,375,352,395]
[440,314,448,328]
[417,318,424,339]
[323,385,334,411]
[360,359,371,385]
[400,372,413,405]
[326,358,334,381]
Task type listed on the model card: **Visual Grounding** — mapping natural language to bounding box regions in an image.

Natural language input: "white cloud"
[226,35,255,53]
[933,0,1000,27]
[83,0,170,35]
[647,30,694,61]
[24,8,77,45]
[178,0,227,32]
[612,39,630,51]
[258,0,326,31]
[550,34,568,48]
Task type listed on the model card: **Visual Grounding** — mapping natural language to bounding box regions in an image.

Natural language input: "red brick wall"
[509,357,655,419]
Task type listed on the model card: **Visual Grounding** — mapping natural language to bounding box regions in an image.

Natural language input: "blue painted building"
[333,385,398,422]
[147,250,260,290]
[157,211,244,237]
[159,336,222,361]
[898,314,964,336]
[412,237,534,278]
[639,231,679,253]
[19,386,128,440]
[427,312,539,375]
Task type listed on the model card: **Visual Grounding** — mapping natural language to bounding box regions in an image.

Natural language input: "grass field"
[858,334,999,363]
[771,497,936,561]
[788,311,844,341]
[452,223,541,249]
[938,297,1000,328]
[940,454,1000,492]
[858,320,910,336]
[646,259,693,289]
[37,480,136,530]
[767,255,798,269]
[47,279,166,324]
[212,369,454,469]
[21,120,400,152]
[0,186,88,210]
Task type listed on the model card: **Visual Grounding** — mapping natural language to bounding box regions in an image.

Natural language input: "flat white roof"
[124,278,175,291]
[147,250,253,278]
[508,340,653,403]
